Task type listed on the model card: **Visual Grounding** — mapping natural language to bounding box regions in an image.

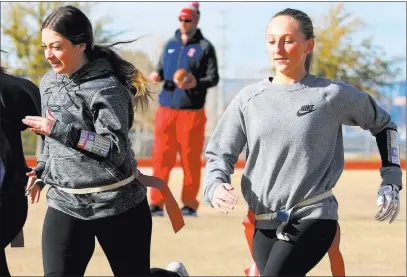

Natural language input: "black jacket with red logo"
[156,28,219,110]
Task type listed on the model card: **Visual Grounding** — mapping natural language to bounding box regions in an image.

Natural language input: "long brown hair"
[42,5,152,112]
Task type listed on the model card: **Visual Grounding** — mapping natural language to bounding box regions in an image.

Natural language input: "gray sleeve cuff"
[33,162,46,178]
[49,120,78,147]
[203,182,222,207]
[37,154,48,164]
[380,166,403,190]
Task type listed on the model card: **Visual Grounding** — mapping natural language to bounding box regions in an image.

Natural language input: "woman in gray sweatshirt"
[22,5,188,277]
[203,8,402,277]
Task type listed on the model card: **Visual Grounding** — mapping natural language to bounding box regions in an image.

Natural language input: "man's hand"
[177,72,197,89]
[375,184,400,223]
[149,72,162,83]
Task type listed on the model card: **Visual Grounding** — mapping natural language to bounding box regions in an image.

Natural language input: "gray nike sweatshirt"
[203,74,403,229]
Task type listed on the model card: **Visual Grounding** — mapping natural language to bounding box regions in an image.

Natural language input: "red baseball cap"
[178,2,200,20]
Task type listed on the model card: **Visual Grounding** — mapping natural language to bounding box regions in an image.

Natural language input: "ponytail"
[85,40,152,113]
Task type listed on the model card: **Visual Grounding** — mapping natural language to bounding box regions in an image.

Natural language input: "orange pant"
[149,106,206,210]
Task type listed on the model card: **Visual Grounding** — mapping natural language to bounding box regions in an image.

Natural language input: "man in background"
[149,2,219,216]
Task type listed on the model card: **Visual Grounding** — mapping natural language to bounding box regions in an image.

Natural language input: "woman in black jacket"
[0,60,42,276]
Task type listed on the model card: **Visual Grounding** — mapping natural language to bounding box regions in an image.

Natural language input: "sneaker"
[180,206,197,217]
[150,204,164,216]
[166,261,189,276]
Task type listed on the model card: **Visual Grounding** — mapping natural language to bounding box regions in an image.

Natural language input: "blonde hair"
[130,67,152,112]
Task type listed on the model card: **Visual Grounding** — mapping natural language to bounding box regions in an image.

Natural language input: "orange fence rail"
[25,156,406,170]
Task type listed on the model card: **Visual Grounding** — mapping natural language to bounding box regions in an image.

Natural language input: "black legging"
[253,219,337,277]
[42,198,177,277]
[0,192,28,276]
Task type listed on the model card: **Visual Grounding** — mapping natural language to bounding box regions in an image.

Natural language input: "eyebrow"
[267,33,295,37]
[41,41,61,46]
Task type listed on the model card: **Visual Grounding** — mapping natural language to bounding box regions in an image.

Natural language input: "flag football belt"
[33,170,185,233]
[48,173,136,194]
[255,189,333,241]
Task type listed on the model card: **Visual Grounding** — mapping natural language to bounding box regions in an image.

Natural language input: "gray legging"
[253,219,337,276]
[42,198,178,276]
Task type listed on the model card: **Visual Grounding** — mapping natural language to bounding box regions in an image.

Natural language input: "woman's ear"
[78,43,87,53]
[306,39,315,54]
